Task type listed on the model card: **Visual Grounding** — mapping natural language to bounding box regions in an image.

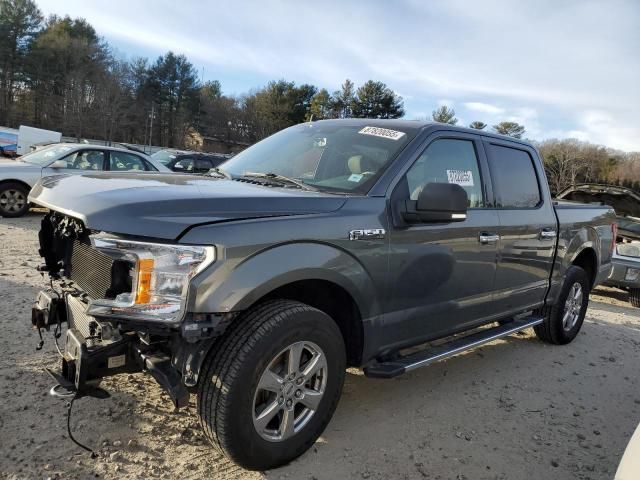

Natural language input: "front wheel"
[197,300,346,470]
[534,265,590,345]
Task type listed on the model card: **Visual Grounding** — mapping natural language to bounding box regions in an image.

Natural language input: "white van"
[17,125,61,155]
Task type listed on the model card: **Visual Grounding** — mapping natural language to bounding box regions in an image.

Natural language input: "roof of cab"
[313,118,534,148]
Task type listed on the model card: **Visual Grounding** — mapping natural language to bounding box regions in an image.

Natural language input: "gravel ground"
[1,213,639,480]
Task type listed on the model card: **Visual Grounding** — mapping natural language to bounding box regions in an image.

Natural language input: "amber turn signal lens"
[135,258,154,304]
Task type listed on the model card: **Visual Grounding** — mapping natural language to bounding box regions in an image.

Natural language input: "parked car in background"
[0,143,170,217]
[557,184,640,307]
[152,148,232,174]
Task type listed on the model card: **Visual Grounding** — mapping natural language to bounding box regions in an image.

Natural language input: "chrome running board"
[364,316,544,378]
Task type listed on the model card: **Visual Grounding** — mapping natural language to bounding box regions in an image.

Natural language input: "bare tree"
[539,139,592,194]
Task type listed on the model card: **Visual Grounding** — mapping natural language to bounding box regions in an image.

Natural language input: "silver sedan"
[0,143,170,217]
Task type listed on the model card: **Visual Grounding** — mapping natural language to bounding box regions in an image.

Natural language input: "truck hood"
[557,183,640,217]
[29,173,348,240]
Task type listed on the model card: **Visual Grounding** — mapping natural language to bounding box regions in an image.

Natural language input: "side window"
[174,158,194,172]
[110,152,148,171]
[404,138,484,208]
[194,158,212,172]
[61,150,105,170]
[487,144,541,208]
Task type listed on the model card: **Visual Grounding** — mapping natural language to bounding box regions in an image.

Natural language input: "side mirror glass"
[400,182,468,223]
[49,159,67,169]
[173,164,185,171]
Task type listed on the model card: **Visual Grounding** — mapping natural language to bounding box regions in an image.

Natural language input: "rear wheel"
[630,288,640,308]
[197,300,346,470]
[534,265,590,345]
[0,182,29,217]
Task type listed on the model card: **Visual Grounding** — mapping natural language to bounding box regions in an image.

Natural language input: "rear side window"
[487,144,541,208]
[110,152,149,171]
[195,158,213,172]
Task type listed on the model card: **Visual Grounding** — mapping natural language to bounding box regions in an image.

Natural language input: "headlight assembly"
[85,234,215,323]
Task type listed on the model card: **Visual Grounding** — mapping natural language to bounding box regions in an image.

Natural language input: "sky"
[36,0,640,151]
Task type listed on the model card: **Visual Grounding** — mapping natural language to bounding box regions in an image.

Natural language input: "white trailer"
[17,125,62,155]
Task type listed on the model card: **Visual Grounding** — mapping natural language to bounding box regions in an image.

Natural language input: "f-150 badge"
[349,229,386,241]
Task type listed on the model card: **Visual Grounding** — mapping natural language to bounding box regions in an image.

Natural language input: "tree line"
[0,0,406,148]
[431,105,526,138]
[1,0,638,193]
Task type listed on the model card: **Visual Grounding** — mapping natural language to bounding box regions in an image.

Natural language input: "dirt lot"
[1,213,639,480]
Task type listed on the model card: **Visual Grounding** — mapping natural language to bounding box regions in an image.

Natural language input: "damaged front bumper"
[33,291,190,408]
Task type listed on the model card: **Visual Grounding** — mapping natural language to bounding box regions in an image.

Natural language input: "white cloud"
[436,99,455,108]
[34,0,640,151]
[464,102,505,115]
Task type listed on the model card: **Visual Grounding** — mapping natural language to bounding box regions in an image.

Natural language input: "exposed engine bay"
[32,211,203,410]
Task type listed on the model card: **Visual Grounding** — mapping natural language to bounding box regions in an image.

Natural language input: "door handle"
[539,228,557,240]
[479,232,500,244]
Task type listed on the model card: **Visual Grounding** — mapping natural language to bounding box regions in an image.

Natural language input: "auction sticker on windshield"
[358,126,406,140]
[446,169,474,186]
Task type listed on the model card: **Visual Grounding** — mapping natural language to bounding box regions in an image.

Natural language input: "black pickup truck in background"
[29,120,616,470]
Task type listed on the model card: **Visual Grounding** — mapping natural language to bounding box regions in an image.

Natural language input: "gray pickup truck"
[29,120,616,470]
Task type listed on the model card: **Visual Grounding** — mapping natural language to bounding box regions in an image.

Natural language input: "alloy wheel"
[562,282,583,331]
[252,341,328,442]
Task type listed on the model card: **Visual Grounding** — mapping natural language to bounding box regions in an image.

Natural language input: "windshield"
[151,150,178,165]
[19,144,75,165]
[220,122,416,193]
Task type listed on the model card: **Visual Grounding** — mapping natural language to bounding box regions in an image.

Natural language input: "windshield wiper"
[239,172,318,191]
[207,167,232,179]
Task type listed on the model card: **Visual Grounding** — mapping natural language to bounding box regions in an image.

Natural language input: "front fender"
[189,241,380,320]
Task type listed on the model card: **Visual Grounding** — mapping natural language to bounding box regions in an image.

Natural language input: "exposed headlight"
[626,268,640,282]
[86,234,215,323]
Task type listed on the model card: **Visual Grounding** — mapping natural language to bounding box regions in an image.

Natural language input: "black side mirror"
[400,182,468,223]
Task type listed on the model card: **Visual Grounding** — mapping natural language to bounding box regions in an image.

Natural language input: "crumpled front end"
[32,211,222,408]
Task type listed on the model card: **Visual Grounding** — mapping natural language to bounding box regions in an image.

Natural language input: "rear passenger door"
[483,140,556,315]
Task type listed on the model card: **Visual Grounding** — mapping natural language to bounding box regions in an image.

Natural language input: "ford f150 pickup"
[29,120,616,470]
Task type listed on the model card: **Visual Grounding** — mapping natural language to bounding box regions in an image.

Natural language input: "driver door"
[383,133,500,350]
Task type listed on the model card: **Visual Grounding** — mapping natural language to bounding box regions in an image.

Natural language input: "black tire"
[630,288,640,308]
[0,181,29,217]
[197,300,346,470]
[534,265,590,345]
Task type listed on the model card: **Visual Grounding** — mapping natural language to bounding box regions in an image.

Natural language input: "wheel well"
[572,248,597,288]
[261,280,364,367]
[0,179,31,193]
